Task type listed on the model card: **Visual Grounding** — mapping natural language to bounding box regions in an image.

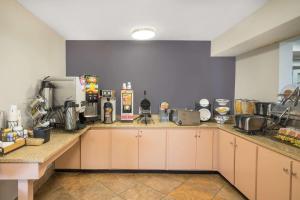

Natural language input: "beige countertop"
[1,119,300,163]
[0,127,89,163]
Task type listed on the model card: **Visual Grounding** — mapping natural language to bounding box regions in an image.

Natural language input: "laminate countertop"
[1,120,300,163]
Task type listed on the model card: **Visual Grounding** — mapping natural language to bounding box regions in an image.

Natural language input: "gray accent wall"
[66,41,235,114]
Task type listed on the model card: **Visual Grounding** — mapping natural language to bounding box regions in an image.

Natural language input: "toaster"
[171,109,200,126]
[235,115,266,133]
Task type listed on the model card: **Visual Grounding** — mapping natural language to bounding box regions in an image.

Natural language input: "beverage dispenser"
[84,75,99,122]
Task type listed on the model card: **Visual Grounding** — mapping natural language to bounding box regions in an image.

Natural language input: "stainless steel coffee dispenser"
[64,101,78,131]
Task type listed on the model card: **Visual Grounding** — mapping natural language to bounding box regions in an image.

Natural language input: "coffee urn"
[40,78,55,110]
[64,101,78,131]
[103,98,113,124]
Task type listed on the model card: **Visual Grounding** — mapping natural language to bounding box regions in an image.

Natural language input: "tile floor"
[35,172,247,200]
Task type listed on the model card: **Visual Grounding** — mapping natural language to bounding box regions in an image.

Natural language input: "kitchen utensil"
[39,78,55,110]
[100,90,116,122]
[214,99,231,124]
[33,127,51,143]
[241,100,256,114]
[234,115,266,133]
[254,102,274,116]
[215,107,230,115]
[103,98,113,124]
[31,107,47,121]
[29,96,44,109]
[199,108,211,121]
[214,115,229,124]
[84,75,99,122]
[137,90,153,124]
[215,99,230,106]
[243,116,267,132]
[169,109,177,122]
[172,109,200,126]
[234,99,243,114]
[199,99,210,107]
[7,105,18,129]
[7,105,18,121]
[64,101,78,131]
[195,99,212,121]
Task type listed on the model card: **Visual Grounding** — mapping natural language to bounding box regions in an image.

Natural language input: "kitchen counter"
[1,119,300,163]
[88,120,300,162]
[0,127,89,163]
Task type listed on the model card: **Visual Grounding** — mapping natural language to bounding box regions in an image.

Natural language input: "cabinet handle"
[194,134,197,138]
[291,172,297,177]
[198,134,201,138]
[283,168,289,173]
[230,142,234,145]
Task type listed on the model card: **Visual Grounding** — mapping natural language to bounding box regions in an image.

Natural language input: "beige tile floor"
[35,172,247,200]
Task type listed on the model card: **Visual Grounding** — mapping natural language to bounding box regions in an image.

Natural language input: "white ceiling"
[18,0,267,40]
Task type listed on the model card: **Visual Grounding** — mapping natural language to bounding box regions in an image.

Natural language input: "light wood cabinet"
[212,129,219,170]
[235,137,257,200]
[81,129,111,169]
[292,161,300,200]
[218,130,235,184]
[111,129,139,169]
[138,129,166,170]
[55,140,81,169]
[167,128,197,170]
[257,147,291,200]
[196,129,213,170]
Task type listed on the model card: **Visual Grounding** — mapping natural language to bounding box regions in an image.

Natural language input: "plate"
[199,108,211,121]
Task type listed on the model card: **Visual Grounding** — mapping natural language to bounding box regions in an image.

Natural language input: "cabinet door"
[257,147,291,200]
[292,161,300,200]
[212,129,219,170]
[235,137,257,200]
[111,129,139,169]
[55,140,81,169]
[167,128,197,170]
[81,129,111,169]
[196,129,213,170]
[218,130,235,184]
[139,129,166,170]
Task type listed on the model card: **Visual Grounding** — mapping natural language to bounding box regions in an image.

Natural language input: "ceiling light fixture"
[131,27,156,40]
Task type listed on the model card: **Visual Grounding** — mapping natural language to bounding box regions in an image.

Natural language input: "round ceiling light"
[131,27,156,40]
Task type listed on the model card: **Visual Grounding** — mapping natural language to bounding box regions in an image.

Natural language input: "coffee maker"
[45,76,86,129]
[39,76,55,110]
[84,75,99,122]
[100,90,116,122]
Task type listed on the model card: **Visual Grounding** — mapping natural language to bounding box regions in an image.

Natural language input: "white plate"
[199,108,211,121]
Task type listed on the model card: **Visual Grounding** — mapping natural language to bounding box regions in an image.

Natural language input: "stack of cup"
[7,105,19,128]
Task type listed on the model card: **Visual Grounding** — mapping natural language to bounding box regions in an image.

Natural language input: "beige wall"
[0,0,65,199]
[235,43,279,102]
[211,0,300,56]
[0,0,66,127]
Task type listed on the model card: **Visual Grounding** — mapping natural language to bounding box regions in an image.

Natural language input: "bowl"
[215,115,229,124]
[215,107,230,115]
[215,99,230,106]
